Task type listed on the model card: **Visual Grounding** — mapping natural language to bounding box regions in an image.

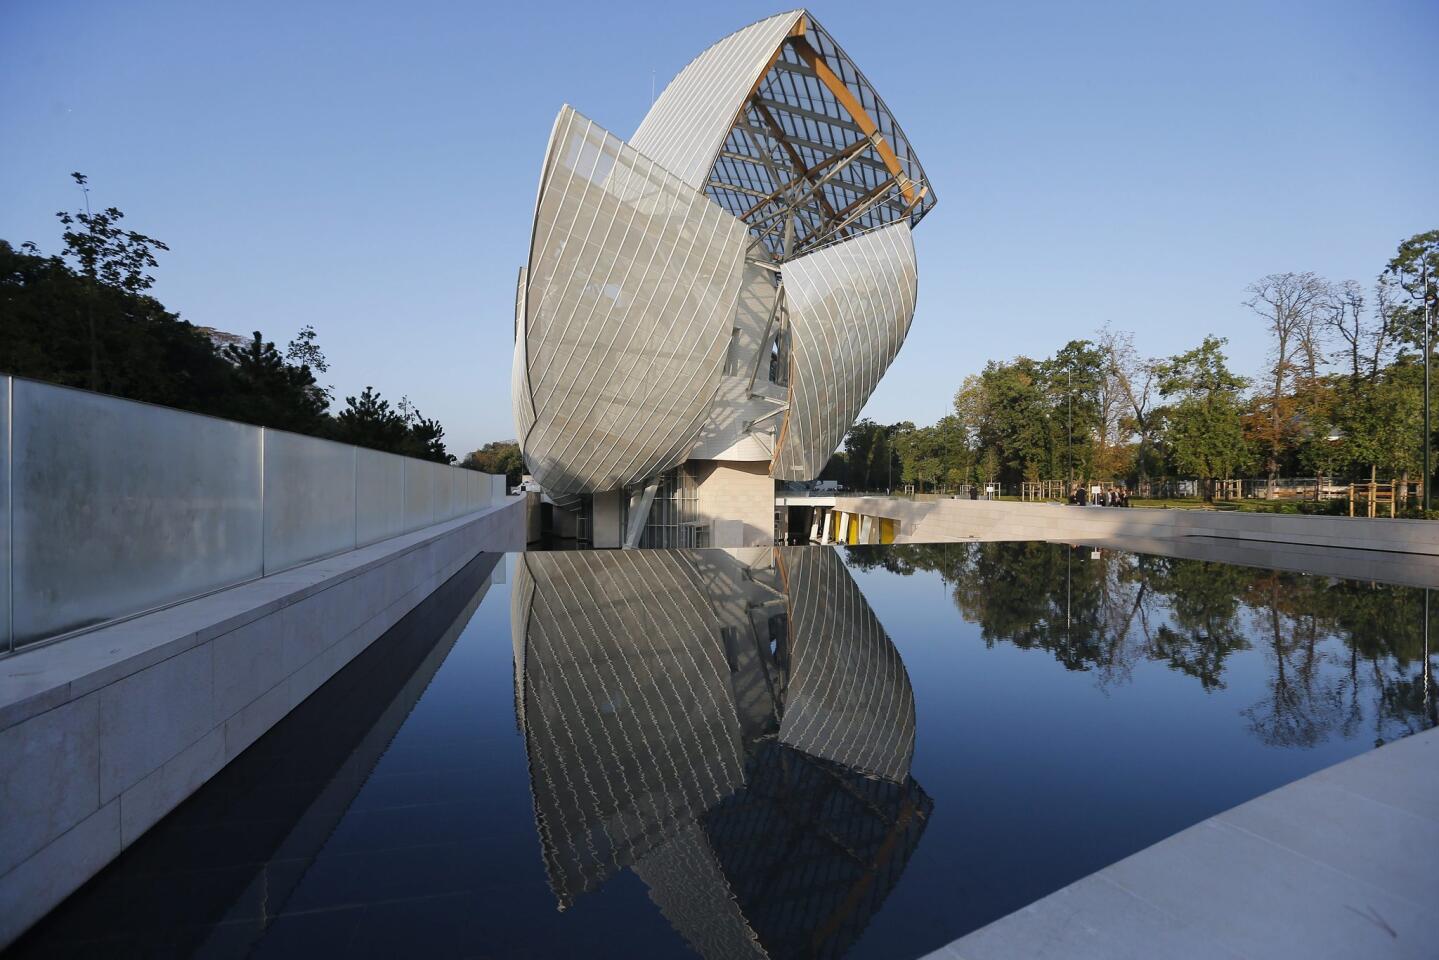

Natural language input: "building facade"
[512,10,936,547]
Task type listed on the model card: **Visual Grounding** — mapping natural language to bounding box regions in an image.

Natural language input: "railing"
[0,375,506,655]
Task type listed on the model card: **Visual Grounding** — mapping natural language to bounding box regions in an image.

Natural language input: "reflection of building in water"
[513,548,929,958]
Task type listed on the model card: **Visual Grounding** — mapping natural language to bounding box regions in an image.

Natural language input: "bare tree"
[1324,278,1396,386]
[1099,326,1160,485]
[1323,280,1366,383]
[1368,277,1401,381]
[1091,325,1128,478]
[1245,272,1328,495]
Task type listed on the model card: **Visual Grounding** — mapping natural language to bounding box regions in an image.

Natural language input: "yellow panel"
[880,518,895,544]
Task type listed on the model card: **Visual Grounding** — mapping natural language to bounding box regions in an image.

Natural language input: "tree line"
[460,440,525,486]
[0,174,455,463]
[825,229,1438,505]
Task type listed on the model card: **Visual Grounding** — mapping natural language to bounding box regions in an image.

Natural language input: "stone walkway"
[924,725,1439,960]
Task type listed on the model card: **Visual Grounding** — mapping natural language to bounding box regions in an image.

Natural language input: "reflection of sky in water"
[15,545,1434,960]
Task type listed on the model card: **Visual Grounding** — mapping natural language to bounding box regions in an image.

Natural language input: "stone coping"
[833,498,1439,559]
[0,499,522,733]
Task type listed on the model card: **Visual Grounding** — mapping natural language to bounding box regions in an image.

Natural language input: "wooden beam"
[786,36,916,207]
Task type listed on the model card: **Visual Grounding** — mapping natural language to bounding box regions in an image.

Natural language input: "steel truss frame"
[704,14,936,262]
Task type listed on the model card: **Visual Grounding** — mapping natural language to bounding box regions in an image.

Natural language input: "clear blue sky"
[3,0,1435,454]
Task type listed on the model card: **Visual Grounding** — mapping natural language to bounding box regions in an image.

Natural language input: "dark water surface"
[14,543,1436,959]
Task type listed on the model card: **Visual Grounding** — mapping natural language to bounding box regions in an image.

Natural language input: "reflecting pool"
[16,543,1436,959]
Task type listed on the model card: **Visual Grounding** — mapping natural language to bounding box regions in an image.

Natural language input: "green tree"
[332,387,452,463]
[843,419,903,491]
[818,449,850,487]
[406,411,453,463]
[1383,230,1439,496]
[0,238,237,412]
[285,323,334,404]
[463,441,525,485]
[222,332,330,433]
[934,414,974,487]
[55,172,169,294]
[964,359,1052,485]
[1347,360,1426,481]
[56,171,172,391]
[333,386,410,452]
[1384,229,1439,352]
[1,172,457,461]
[1044,340,1106,484]
[895,415,971,491]
[1157,336,1252,500]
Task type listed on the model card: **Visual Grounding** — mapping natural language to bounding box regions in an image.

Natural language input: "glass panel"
[10,380,263,647]
[522,107,747,498]
[450,467,468,519]
[0,376,10,655]
[262,431,356,574]
[470,470,485,511]
[431,462,454,521]
[356,447,406,546]
[776,221,915,479]
[403,458,434,531]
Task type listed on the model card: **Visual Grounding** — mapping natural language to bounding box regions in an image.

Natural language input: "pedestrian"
[1077,485,1087,507]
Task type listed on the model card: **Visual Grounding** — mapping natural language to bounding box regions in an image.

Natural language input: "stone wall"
[0,497,525,946]
[592,490,623,548]
[693,459,775,547]
[831,497,1439,586]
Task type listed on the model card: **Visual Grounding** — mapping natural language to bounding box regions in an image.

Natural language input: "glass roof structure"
[702,14,937,259]
[630,10,936,261]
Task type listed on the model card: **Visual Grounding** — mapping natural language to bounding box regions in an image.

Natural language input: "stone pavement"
[923,725,1439,960]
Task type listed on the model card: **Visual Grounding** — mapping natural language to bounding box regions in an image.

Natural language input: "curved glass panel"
[521,107,749,498]
[774,221,917,480]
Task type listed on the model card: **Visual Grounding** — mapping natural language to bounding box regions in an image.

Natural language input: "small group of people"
[1069,485,1130,508]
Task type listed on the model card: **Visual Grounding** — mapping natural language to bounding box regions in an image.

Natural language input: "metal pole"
[1424,256,1432,512]
[1067,366,1073,488]
[1425,588,1434,727]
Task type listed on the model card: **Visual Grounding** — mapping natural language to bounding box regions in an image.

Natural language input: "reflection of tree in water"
[844,543,1436,748]
[1325,581,1438,742]
[1142,556,1252,690]
[1241,574,1350,748]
